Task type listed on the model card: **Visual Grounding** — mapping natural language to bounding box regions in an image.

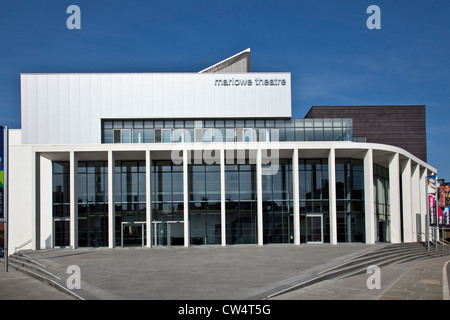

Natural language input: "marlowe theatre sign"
[214,76,287,87]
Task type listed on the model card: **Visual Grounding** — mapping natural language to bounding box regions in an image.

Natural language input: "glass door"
[307,214,323,243]
[54,219,70,247]
[152,221,184,246]
[154,222,168,246]
[121,222,145,247]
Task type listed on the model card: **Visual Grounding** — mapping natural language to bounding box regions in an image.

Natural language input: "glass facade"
[151,161,184,246]
[374,164,390,242]
[336,159,365,243]
[225,163,257,244]
[299,159,329,243]
[102,118,354,144]
[152,161,184,221]
[189,163,221,245]
[53,162,70,247]
[263,160,294,244]
[78,161,108,247]
[115,161,147,246]
[51,155,373,247]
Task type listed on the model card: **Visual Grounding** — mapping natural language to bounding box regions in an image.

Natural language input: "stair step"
[265,242,449,299]
[7,256,62,281]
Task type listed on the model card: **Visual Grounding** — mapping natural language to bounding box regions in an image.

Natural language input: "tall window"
[225,163,257,244]
[152,161,184,221]
[374,164,390,242]
[102,118,354,144]
[262,160,293,244]
[335,159,365,242]
[53,162,70,247]
[115,161,146,246]
[78,161,108,247]
[189,163,221,245]
[299,159,329,243]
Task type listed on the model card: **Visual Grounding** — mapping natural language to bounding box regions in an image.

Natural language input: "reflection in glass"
[225,163,257,244]
[78,161,109,247]
[189,163,221,245]
[263,160,293,244]
[299,159,329,243]
[335,159,365,243]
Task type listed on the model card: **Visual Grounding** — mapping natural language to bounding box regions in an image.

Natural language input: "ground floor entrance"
[306,214,323,243]
[121,222,146,247]
[152,221,184,246]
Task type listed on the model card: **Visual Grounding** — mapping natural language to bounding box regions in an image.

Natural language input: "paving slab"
[1,244,448,301]
[0,264,76,300]
[7,244,379,300]
[271,255,450,300]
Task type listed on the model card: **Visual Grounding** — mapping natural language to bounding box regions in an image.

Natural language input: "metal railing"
[419,229,448,252]
[14,239,32,253]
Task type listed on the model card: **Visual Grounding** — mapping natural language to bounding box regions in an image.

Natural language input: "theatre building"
[7,49,437,252]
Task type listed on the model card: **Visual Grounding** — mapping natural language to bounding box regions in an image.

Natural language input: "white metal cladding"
[20,73,291,145]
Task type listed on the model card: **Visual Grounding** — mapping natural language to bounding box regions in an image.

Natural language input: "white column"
[419,167,427,242]
[69,151,78,249]
[183,149,189,247]
[389,153,401,243]
[401,159,412,243]
[257,148,263,245]
[411,163,420,242]
[220,148,226,246]
[39,156,53,249]
[146,149,152,247]
[108,150,115,248]
[292,148,300,245]
[328,148,337,245]
[364,149,375,244]
[32,152,40,250]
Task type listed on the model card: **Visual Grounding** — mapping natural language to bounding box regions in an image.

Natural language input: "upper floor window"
[102,118,353,144]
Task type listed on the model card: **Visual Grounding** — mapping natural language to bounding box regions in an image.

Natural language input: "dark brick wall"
[305,105,427,162]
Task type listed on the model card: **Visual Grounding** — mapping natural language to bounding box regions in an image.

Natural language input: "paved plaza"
[0,243,449,300]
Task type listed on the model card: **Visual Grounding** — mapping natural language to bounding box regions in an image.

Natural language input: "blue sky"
[0,0,449,177]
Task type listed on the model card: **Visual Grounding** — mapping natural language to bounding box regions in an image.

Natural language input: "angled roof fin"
[199,48,250,73]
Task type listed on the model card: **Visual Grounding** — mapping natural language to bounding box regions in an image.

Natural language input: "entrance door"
[121,222,145,247]
[152,221,184,246]
[307,214,323,243]
[378,220,387,242]
[54,219,70,247]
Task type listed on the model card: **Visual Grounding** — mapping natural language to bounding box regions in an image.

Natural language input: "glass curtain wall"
[263,160,294,244]
[336,159,365,242]
[152,161,184,245]
[225,163,257,244]
[374,164,390,242]
[188,163,221,245]
[102,118,353,144]
[115,161,146,246]
[53,162,70,247]
[152,161,184,220]
[78,161,108,247]
[299,159,330,243]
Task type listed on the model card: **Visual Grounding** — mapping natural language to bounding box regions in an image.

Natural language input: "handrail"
[416,232,447,252]
[14,239,32,253]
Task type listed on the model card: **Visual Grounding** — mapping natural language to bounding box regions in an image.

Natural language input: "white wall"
[8,130,34,252]
[21,73,292,145]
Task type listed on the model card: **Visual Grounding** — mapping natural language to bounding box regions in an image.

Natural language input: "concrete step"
[265,242,450,299]
[3,253,83,300]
